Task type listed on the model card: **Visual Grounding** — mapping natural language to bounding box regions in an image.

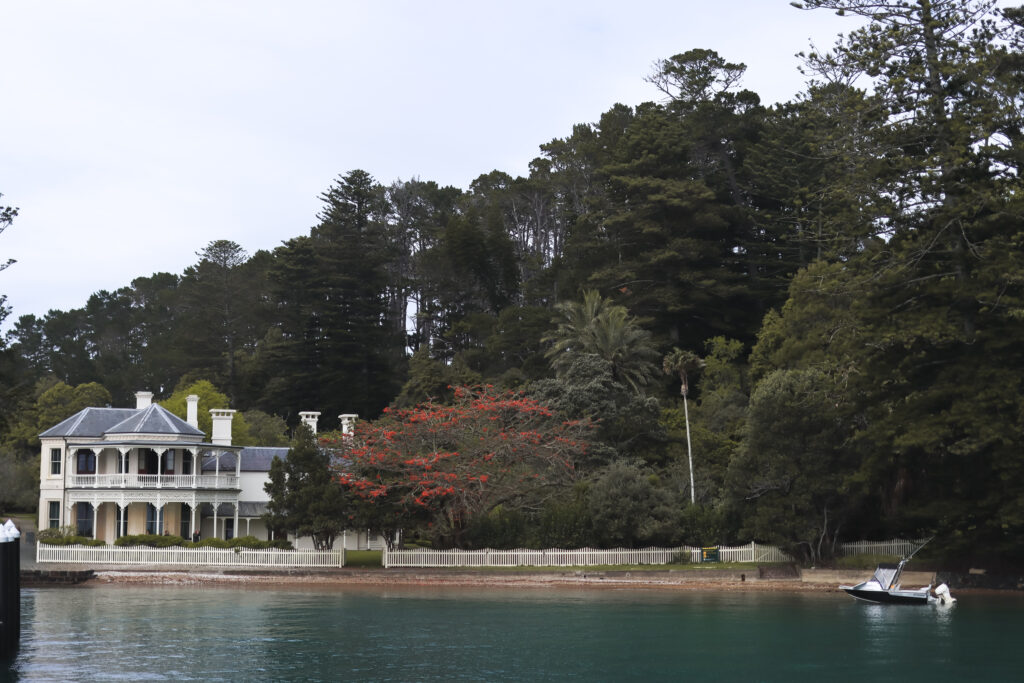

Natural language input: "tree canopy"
[5,1,1024,562]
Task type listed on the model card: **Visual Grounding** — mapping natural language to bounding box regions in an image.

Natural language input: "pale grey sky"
[1,1,864,328]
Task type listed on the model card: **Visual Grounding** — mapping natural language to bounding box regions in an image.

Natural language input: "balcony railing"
[68,473,239,490]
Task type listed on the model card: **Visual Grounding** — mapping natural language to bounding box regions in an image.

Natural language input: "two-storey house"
[36,391,378,549]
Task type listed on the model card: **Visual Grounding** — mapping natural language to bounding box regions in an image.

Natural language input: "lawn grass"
[345,550,383,568]
[833,554,901,570]
[441,562,753,572]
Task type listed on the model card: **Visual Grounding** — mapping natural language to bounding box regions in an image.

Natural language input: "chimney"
[210,409,236,446]
[135,391,154,409]
[186,395,199,429]
[299,411,321,434]
[339,413,358,436]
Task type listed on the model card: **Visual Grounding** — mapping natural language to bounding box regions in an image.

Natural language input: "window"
[146,503,160,535]
[76,450,96,475]
[139,449,158,474]
[182,452,193,475]
[163,450,175,475]
[48,501,60,529]
[50,448,61,475]
[225,518,234,540]
[76,503,94,537]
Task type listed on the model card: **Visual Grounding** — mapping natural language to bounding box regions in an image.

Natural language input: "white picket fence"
[838,538,930,558]
[35,538,923,569]
[37,544,345,568]
[383,542,793,568]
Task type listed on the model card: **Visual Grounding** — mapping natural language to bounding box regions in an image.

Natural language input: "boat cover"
[871,563,901,589]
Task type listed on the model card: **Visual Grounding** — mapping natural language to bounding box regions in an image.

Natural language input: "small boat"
[839,538,956,605]
[840,559,933,604]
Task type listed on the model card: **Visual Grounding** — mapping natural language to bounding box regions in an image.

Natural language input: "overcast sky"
[1,1,868,329]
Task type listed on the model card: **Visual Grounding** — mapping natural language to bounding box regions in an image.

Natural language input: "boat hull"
[842,587,930,605]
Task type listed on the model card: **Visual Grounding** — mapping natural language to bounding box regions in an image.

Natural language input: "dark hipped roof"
[39,407,139,439]
[239,447,290,472]
[202,447,289,473]
[105,404,204,437]
[40,404,204,440]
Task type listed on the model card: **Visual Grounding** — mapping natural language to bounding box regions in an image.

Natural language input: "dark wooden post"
[0,519,21,661]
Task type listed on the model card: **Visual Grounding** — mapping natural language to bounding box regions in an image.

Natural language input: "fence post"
[0,519,22,662]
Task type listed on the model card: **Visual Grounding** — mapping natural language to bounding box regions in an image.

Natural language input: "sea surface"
[4,583,1023,681]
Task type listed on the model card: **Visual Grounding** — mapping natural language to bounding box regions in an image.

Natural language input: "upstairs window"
[139,449,158,474]
[76,450,96,475]
[50,448,61,475]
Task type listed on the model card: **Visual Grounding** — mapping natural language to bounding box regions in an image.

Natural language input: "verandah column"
[118,448,130,486]
[156,494,165,535]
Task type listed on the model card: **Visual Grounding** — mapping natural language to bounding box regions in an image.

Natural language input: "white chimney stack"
[339,413,358,436]
[135,391,154,409]
[299,411,321,434]
[186,394,199,429]
[210,409,236,446]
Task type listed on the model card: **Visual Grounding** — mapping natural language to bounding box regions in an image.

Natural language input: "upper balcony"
[68,473,239,490]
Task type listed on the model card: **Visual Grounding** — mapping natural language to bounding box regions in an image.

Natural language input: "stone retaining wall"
[21,570,94,586]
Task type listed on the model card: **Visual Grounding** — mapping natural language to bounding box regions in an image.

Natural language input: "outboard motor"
[934,583,956,606]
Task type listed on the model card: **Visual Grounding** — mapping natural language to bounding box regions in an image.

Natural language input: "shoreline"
[87,567,838,592]
[22,564,1019,595]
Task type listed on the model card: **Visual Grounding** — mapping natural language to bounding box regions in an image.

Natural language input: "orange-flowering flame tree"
[321,385,595,547]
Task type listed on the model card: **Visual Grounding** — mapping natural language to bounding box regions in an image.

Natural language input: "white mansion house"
[36,391,375,549]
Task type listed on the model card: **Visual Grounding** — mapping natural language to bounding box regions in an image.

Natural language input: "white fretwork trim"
[66,489,240,509]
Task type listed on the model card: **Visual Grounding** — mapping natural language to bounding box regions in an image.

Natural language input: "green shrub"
[37,525,106,546]
[670,550,693,564]
[180,537,292,549]
[228,535,270,549]
[36,526,72,542]
[39,535,105,546]
[114,534,185,548]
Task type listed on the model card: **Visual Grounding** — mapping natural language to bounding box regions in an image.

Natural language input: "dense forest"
[3,1,1023,564]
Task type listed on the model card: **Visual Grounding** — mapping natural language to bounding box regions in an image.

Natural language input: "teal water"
[5,584,1023,681]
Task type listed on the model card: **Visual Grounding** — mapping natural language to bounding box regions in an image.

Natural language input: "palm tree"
[544,290,660,393]
[663,348,704,504]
